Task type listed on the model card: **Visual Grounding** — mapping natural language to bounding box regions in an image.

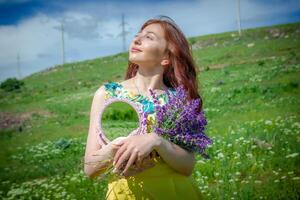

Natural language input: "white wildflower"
[265,120,272,125]
[286,153,299,158]
[247,43,255,47]
[254,180,262,184]
[217,152,225,159]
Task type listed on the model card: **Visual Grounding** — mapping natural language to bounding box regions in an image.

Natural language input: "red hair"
[124,15,204,112]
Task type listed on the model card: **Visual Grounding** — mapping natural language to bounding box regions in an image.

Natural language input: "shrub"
[0,77,24,92]
[188,37,197,45]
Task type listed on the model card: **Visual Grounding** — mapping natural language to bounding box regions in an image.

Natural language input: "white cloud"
[0,13,62,78]
[53,12,102,40]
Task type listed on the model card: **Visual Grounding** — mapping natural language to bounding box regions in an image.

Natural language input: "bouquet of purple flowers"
[149,85,213,159]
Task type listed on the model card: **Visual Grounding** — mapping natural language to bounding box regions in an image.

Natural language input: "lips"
[131,47,142,52]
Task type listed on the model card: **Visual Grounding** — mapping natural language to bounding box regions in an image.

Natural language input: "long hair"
[125,15,204,112]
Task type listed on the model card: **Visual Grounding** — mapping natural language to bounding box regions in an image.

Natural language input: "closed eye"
[134,34,153,40]
[146,35,153,40]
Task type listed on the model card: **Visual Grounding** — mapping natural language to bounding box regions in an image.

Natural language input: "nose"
[133,35,142,45]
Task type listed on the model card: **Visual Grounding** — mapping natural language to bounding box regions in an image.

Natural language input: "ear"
[161,49,170,67]
[161,59,170,67]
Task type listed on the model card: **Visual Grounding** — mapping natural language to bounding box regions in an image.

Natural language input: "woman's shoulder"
[102,79,133,90]
[102,81,120,90]
[100,79,134,99]
[100,81,120,99]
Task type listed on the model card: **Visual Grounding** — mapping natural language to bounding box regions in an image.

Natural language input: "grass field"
[0,22,299,199]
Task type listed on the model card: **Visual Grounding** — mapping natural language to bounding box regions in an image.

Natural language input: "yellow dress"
[102,81,204,200]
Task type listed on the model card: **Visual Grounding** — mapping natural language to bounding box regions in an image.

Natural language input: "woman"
[84,15,204,199]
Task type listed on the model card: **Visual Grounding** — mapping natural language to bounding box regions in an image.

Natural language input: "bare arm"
[84,85,114,178]
[150,132,196,176]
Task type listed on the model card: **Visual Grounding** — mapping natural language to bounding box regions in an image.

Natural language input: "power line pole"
[61,20,74,81]
[237,0,242,36]
[121,13,126,52]
[61,22,66,65]
[17,53,22,79]
[16,24,22,80]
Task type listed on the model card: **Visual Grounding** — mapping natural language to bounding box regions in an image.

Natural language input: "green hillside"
[0,22,299,199]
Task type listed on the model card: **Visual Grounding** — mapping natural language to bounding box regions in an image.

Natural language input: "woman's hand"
[113,154,156,177]
[113,133,161,176]
[88,137,127,169]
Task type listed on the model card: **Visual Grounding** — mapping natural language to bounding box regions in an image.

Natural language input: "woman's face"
[129,23,168,67]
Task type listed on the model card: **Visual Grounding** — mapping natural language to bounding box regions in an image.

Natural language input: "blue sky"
[0,0,300,82]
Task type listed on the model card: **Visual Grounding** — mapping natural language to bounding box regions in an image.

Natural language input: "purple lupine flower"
[149,85,213,159]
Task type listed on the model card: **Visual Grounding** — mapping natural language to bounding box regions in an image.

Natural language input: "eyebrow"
[137,31,158,38]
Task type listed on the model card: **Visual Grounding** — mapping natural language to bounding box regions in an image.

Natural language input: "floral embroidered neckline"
[103,81,175,114]
[115,81,170,102]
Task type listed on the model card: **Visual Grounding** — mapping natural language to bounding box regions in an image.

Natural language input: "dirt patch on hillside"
[0,109,54,130]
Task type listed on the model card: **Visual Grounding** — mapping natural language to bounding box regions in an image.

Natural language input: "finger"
[111,144,121,151]
[112,137,127,145]
[113,144,127,166]
[111,143,124,152]
[122,151,138,175]
[111,142,123,147]
[115,148,131,171]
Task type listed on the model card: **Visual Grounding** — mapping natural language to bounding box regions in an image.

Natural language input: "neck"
[134,65,168,96]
